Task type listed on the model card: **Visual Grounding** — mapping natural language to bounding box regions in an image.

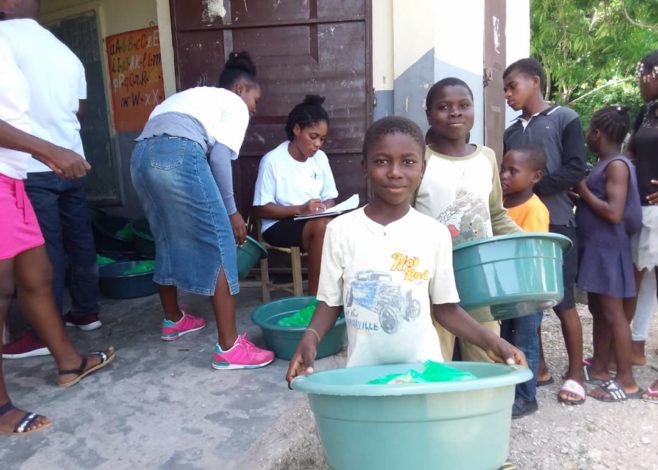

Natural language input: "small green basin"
[251,296,346,360]
[293,362,532,470]
[236,235,267,280]
[453,233,572,321]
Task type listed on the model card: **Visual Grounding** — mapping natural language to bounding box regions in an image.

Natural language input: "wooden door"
[483,0,506,163]
[169,0,372,218]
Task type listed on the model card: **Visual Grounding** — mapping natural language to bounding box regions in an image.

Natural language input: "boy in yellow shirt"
[499,146,559,418]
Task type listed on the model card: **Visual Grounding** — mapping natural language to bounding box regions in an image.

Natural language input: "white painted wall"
[432,0,485,143]
[505,0,531,124]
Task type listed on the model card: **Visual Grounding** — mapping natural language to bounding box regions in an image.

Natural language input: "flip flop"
[0,402,51,435]
[583,365,607,386]
[58,348,115,388]
[589,380,644,403]
[557,379,586,406]
[537,375,554,387]
[642,387,658,404]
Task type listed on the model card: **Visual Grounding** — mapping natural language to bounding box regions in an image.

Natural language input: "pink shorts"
[0,173,44,260]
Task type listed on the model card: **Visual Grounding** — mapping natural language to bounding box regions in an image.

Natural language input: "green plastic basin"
[293,362,532,470]
[251,296,346,360]
[98,260,157,299]
[131,218,155,259]
[236,235,267,279]
[92,215,135,253]
[453,233,572,321]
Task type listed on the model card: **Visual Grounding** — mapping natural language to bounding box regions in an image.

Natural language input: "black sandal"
[58,348,115,388]
[0,401,51,435]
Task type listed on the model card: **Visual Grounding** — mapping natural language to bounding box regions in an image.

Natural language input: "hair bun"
[302,94,325,106]
[225,51,256,77]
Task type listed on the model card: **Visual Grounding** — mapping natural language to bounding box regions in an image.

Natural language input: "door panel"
[170,0,371,217]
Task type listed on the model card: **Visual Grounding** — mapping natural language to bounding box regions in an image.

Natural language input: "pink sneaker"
[160,310,206,341]
[212,334,274,369]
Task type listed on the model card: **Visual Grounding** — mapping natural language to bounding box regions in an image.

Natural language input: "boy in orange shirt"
[500,146,555,418]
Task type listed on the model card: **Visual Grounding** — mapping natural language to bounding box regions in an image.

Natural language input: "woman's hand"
[41,146,91,179]
[229,212,247,245]
[299,198,326,215]
[286,331,319,389]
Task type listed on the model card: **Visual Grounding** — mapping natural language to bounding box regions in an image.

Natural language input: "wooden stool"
[254,219,307,302]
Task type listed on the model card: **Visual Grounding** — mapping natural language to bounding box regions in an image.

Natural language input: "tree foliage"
[531,0,658,122]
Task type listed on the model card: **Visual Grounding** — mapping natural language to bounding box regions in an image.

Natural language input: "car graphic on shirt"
[346,270,420,334]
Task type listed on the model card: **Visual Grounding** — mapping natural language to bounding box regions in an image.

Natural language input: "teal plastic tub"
[236,235,267,279]
[131,218,155,259]
[93,215,135,253]
[98,260,157,299]
[251,296,346,360]
[293,362,532,470]
[453,233,572,321]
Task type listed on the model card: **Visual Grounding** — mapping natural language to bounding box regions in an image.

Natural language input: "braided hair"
[285,95,329,140]
[589,106,631,145]
[218,51,258,89]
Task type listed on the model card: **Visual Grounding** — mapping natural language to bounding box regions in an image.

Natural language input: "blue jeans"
[24,172,99,318]
[500,312,542,402]
[130,137,239,296]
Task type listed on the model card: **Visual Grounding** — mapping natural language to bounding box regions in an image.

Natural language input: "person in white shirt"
[253,95,338,295]
[0,0,102,360]
[0,33,114,436]
[286,116,525,385]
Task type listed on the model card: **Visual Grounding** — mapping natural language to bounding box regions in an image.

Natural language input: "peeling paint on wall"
[202,0,227,22]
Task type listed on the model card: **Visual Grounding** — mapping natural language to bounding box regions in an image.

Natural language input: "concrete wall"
[371,0,530,143]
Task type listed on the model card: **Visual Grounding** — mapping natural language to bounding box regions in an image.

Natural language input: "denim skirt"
[130,136,239,296]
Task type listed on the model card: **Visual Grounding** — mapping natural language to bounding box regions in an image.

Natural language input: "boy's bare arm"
[432,303,527,366]
[286,302,341,388]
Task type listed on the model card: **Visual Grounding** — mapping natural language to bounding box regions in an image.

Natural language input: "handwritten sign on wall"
[105,26,164,132]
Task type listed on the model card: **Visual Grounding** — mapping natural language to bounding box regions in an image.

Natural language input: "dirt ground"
[506,304,658,470]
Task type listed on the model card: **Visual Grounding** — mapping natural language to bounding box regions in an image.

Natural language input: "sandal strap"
[0,401,14,416]
[58,356,87,376]
[89,351,108,363]
[15,412,38,433]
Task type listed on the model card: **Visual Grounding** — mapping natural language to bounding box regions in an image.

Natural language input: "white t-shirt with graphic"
[317,207,460,367]
[415,145,498,245]
[253,140,338,232]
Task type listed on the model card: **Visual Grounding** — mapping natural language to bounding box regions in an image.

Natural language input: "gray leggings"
[632,268,657,341]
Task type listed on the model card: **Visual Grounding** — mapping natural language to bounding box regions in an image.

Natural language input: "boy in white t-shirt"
[286,117,525,384]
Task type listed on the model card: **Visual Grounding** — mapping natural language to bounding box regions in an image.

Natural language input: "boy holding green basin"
[286,117,526,386]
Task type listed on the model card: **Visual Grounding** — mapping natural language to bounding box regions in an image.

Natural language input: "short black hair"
[362,116,425,160]
[218,51,258,89]
[503,58,546,93]
[425,77,474,113]
[285,95,329,140]
[589,106,631,145]
[507,146,547,171]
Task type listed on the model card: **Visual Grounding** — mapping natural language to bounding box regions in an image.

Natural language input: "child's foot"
[536,372,554,387]
[583,365,610,386]
[557,379,586,405]
[642,382,658,403]
[588,380,643,402]
[0,402,52,435]
[161,310,206,341]
[212,334,274,369]
[57,347,116,387]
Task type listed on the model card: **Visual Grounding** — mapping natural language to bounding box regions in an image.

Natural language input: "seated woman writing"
[253,95,336,296]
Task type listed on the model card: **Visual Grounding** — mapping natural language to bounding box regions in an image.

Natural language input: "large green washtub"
[453,233,572,321]
[293,362,532,470]
[251,296,346,360]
